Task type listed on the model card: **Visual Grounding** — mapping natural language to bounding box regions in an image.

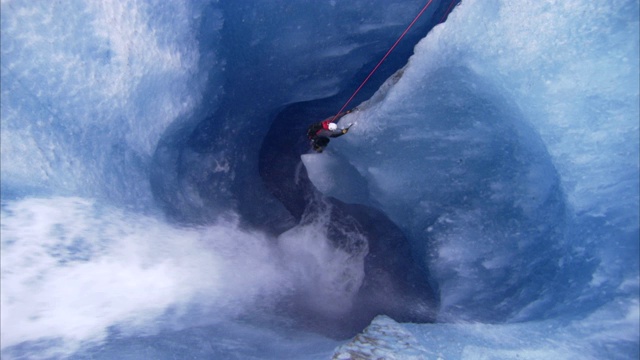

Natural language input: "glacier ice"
[312,0,639,357]
[1,0,638,359]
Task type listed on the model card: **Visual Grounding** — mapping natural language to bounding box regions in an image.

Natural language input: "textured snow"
[332,316,428,360]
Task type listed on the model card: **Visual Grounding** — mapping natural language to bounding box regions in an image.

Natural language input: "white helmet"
[328,123,338,131]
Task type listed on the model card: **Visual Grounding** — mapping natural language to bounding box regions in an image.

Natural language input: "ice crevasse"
[1,0,638,359]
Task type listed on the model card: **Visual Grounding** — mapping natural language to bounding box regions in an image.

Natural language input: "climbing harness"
[330,0,459,123]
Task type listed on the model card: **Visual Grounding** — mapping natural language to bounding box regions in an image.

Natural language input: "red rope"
[331,0,435,123]
[439,0,458,24]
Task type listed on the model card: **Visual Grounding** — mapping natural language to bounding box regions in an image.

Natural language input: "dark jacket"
[307,112,349,140]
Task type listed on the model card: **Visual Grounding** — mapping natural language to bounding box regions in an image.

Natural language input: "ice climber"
[307,109,354,153]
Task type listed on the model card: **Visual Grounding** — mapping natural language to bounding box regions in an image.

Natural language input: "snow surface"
[1,0,638,359]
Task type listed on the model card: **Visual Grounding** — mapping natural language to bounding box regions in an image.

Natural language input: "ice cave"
[1,0,638,359]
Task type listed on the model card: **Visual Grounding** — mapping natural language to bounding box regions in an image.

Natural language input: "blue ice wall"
[318,66,569,323]
[308,0,639,355]
[1,0,638,359]
[150,0,448,226]
[1,1,223,209]
[1,0,450,358]
[316,1,638,320]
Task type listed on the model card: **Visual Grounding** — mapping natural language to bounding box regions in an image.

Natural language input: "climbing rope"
[330,0,436,123]
[439,0,459,23]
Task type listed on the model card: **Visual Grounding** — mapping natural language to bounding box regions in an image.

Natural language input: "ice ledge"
[331,315,428,360]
